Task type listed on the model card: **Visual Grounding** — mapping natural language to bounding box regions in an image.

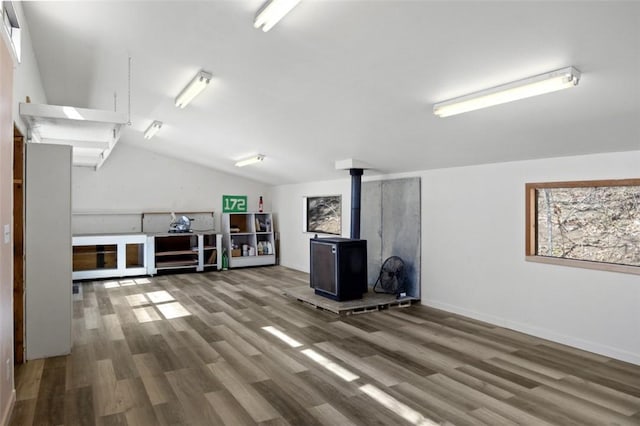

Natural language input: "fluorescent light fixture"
[143,120,162,139]
[433,66,581,118]
[175,70,212,108]
[235,154,265,167]
[254,0,301,32]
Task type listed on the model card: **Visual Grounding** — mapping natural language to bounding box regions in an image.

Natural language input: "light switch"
[3,224,9,244]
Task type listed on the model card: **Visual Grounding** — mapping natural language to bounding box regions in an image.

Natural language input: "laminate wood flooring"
[10,266,640,425]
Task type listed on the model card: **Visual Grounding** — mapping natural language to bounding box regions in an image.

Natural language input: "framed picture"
[303,195,341,235]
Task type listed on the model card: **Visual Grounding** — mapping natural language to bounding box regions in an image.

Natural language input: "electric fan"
[373,256,406,297]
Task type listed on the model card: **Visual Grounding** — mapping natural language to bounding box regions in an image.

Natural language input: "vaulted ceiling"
[22,1,640,185]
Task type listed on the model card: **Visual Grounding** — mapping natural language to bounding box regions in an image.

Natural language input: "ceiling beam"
[20,102,127,124]
[95,126,122,170]
[40,138,111,150]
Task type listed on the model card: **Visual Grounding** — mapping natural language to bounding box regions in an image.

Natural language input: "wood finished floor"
[10,266,640,425]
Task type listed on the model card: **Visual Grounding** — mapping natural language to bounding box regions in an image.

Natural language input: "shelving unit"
[147,232,222,275]
[72,234,147,280]
[202,233,221,268]
[222,213,276,268]
[153,234,198,270]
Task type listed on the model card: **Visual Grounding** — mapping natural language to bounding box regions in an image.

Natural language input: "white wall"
[72,143,272,234]
[273,151,640,365]
[11,1,47,133]
[422,150,640,365]
[271,178,352,271]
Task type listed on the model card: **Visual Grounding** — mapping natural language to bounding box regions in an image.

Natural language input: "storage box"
[231,249,241,257]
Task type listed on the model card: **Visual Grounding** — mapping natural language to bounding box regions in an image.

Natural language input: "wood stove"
[310,237,367,301]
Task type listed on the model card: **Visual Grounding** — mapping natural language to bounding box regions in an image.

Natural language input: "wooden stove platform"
[284,286,419,315]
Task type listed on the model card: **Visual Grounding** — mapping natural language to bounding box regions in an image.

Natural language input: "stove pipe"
[350,168,363,239]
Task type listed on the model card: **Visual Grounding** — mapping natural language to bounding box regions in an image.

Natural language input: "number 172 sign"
[222,195,247,213]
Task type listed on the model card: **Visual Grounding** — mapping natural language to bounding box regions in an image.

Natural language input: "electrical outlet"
[5,358,10,381]
[3,224,9,244]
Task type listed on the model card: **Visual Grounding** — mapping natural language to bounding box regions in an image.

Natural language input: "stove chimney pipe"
[350,168,363,239]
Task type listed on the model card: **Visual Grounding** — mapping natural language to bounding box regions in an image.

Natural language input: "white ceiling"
[22,1,640,185]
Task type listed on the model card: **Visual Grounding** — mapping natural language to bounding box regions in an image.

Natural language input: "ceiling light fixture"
[433,66,581,118]
[235,154,265,167]
[254,0,301,32]
[175,70,212,108]
[143,120,162,139]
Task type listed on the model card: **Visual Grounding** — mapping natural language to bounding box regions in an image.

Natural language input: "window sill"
[525,256,640,276]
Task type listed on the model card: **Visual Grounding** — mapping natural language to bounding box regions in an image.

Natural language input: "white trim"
[526,255,640,276]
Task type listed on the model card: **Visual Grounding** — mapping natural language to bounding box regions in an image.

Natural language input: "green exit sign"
[222,195,248,213]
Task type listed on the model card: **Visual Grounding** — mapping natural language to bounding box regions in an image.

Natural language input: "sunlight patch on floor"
[156,302,191,319]
[103,278,152,289]
[359,384,438,426]
[126,294,149,307]
[259,323,436,425]
[146,290,175,304]
[133,306,162,323]
[301,348,359,382]
[262,326,303,348]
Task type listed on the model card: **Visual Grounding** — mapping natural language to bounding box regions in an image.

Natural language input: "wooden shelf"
[156,259,198,268]
[155,250,197,256]
[73,251,117,256]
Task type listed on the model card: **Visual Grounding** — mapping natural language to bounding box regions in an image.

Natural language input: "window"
[525,178,640,275]
[2,1,21,63]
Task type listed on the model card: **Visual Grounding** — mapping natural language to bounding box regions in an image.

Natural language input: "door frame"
[13,124,24,364]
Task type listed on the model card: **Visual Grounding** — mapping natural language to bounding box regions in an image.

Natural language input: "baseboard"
[422,300,640,366]
[0,389,16,426]
[279,261,308,274]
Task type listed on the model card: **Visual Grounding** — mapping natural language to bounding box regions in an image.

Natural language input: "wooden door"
[13,126,24,364]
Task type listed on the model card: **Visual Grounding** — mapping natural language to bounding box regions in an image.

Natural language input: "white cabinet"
[72,233,147,280]
[222,213,276,268]
[147,232,222,275]
[25,143,72,360]
[72,232,222,278]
